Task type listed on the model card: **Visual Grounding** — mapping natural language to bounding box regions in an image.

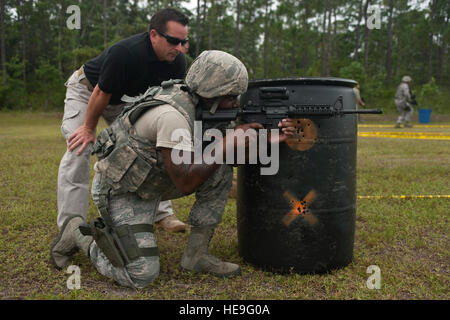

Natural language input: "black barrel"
[237,77,357,274]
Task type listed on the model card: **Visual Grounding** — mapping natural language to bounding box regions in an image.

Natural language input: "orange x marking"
[282,190,317,226]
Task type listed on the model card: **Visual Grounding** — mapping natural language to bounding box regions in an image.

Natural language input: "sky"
[184,0,197,12]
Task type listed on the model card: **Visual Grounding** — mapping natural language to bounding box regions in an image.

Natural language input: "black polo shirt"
[83,32,186,105]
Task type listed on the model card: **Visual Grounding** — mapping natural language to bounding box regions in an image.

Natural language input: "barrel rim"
[248,77,358,88]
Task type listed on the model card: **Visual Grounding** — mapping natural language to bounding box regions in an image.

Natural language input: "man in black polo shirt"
[57,8,189,233]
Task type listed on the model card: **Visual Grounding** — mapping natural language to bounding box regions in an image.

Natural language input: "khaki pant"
[57,69,174,229]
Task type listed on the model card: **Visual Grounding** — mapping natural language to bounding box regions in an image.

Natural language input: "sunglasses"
[156,30,188,46]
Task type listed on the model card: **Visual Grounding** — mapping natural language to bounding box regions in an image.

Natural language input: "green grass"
[0,112,448,300]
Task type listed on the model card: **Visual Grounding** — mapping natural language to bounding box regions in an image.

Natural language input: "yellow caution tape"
[358,124,450,128]
[361,131,449,135]
[358,132,450,140]
[358,195,450,199]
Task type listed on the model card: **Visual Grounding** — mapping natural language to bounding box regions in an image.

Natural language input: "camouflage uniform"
[87,50,246,288]
[90,158,232,288]
[395,76,413,126]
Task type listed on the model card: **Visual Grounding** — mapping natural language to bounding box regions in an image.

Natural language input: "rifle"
[197,95,383,132]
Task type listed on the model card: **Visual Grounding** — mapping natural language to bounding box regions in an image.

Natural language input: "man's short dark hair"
[149,8,189,33]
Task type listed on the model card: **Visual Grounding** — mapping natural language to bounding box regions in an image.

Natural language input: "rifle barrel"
[342,109,383,114]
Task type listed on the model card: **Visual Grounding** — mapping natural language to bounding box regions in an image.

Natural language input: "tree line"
[0,0,448,112]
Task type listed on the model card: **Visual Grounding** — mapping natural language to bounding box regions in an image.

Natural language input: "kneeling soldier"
[50,50,295,288]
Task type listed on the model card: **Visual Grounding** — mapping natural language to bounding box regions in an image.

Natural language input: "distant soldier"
[394,76,413,128]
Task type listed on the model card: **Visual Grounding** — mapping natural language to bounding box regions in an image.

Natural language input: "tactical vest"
[92,80,197,200]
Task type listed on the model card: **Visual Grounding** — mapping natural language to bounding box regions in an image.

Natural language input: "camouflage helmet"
[402,75,412,82]
[185,50,248,99]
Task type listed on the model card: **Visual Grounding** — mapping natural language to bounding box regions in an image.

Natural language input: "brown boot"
[155,215,187,233]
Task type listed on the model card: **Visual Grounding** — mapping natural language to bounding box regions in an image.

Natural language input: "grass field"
[0,112,448,300]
